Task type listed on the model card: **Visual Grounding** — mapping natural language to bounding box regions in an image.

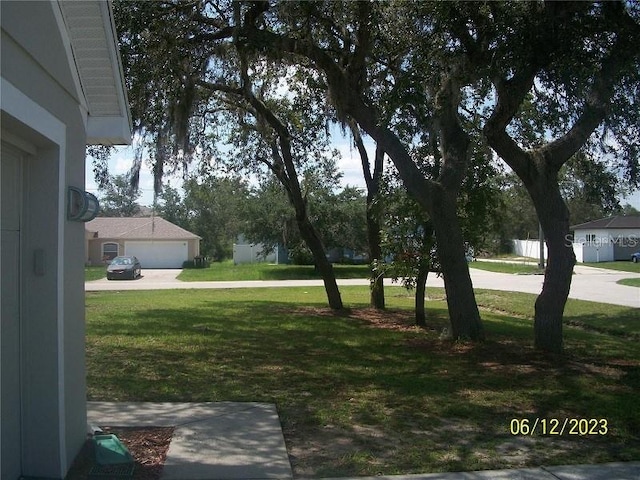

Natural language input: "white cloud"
[334,140,366,189]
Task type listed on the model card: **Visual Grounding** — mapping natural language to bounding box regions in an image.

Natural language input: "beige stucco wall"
[189,237,200,259]
[87,238,125,265]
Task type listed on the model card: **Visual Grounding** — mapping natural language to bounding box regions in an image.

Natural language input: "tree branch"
[539,14,640,167]
[196,79,243,96]
[347,119,373,190]
[483,68,538,179]
[434,73,471,193]
[240,21,436,205]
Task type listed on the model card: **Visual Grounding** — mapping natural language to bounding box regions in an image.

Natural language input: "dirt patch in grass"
[287,305,441,332]
[66,427,173,480]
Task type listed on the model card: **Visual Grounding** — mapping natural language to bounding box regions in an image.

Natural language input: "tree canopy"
[110,0,640,351]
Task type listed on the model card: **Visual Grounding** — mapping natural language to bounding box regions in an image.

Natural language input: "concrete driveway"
[465,264,640,308]
[87,268,182,291]
[85,265,640,308]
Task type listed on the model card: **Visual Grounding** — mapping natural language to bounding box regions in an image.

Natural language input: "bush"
[288,245,315,265]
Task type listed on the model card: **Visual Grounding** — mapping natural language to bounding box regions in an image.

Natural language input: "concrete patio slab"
[87,402,293,480]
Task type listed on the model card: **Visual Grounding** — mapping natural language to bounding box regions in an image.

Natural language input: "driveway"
[87,269,182,291]
[467,265,639,308]
[86,265,640,308]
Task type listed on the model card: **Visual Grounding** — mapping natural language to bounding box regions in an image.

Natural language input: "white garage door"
[125,241,188,269]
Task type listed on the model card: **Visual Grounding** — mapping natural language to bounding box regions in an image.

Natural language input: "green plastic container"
[93,434,134,465]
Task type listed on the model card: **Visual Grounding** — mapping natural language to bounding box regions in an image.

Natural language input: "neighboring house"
[571,215,640,262]
[1,2,131,479]
[86,217,201,268]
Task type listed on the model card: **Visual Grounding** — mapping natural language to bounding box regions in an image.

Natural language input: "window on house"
[586,234,596,244]
[103,243,119,261]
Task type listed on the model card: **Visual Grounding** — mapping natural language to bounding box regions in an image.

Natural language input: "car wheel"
[633,257,638,263]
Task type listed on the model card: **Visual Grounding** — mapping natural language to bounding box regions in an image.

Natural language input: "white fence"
[513,238,617,263]
[232,243,279,264]
[512,239,547,260]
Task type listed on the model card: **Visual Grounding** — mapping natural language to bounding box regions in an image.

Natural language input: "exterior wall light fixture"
[67,186,100,222]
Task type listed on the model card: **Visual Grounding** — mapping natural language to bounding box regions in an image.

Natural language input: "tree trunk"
[297,216,343,310]
[368,216,385,309]
[241,27,483,333]
[236,65,344,311]
[346,124,484,339]
[350,122,385,309]
[429,190,484,340]
[528,180,575,353]
[415,264,428,327]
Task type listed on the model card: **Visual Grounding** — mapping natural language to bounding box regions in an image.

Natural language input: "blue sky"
[86,142,640,212]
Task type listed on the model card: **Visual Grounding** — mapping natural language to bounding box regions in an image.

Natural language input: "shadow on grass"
[563,307,640,339]
[86,296,640,475]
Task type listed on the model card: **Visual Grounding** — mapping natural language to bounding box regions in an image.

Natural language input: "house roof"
[86,217,201,240]
[571,215,640,230]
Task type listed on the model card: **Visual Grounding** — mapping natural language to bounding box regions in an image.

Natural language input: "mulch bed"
[65,426,173,480]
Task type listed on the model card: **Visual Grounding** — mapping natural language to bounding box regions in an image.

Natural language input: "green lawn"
[178,260,370,281]
[583,261,640,273]
[85,265,106,281]
[617,278,640,288]
[86,286,640,476]
[469,260,544,275]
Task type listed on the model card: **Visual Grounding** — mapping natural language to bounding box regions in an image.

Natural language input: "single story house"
[86,216,201,268]
[571,215,640,262]
[1,1,131,478]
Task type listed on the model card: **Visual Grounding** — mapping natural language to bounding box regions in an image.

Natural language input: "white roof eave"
[59,0,132,145]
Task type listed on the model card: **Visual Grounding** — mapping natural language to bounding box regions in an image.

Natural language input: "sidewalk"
[87,402,639,480]
[332,462,640,480]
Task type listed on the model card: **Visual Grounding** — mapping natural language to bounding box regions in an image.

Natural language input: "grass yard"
[583,261,640,273]
[617,278,640,288]
[469,260,544,275]
[178,260,370,281]
[85,265,106,281]
[85,286,640,476]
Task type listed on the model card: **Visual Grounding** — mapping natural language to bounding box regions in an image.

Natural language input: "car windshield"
[111,257,132,265]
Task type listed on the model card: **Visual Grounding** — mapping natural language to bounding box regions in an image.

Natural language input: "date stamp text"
[509,418,608,436]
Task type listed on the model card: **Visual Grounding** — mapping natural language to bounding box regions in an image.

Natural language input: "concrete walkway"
[87,403,639,480]
[87,402,293,479]
[86,265,640,308]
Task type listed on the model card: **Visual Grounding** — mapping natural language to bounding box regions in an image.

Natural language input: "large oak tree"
[445,1,640,352]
